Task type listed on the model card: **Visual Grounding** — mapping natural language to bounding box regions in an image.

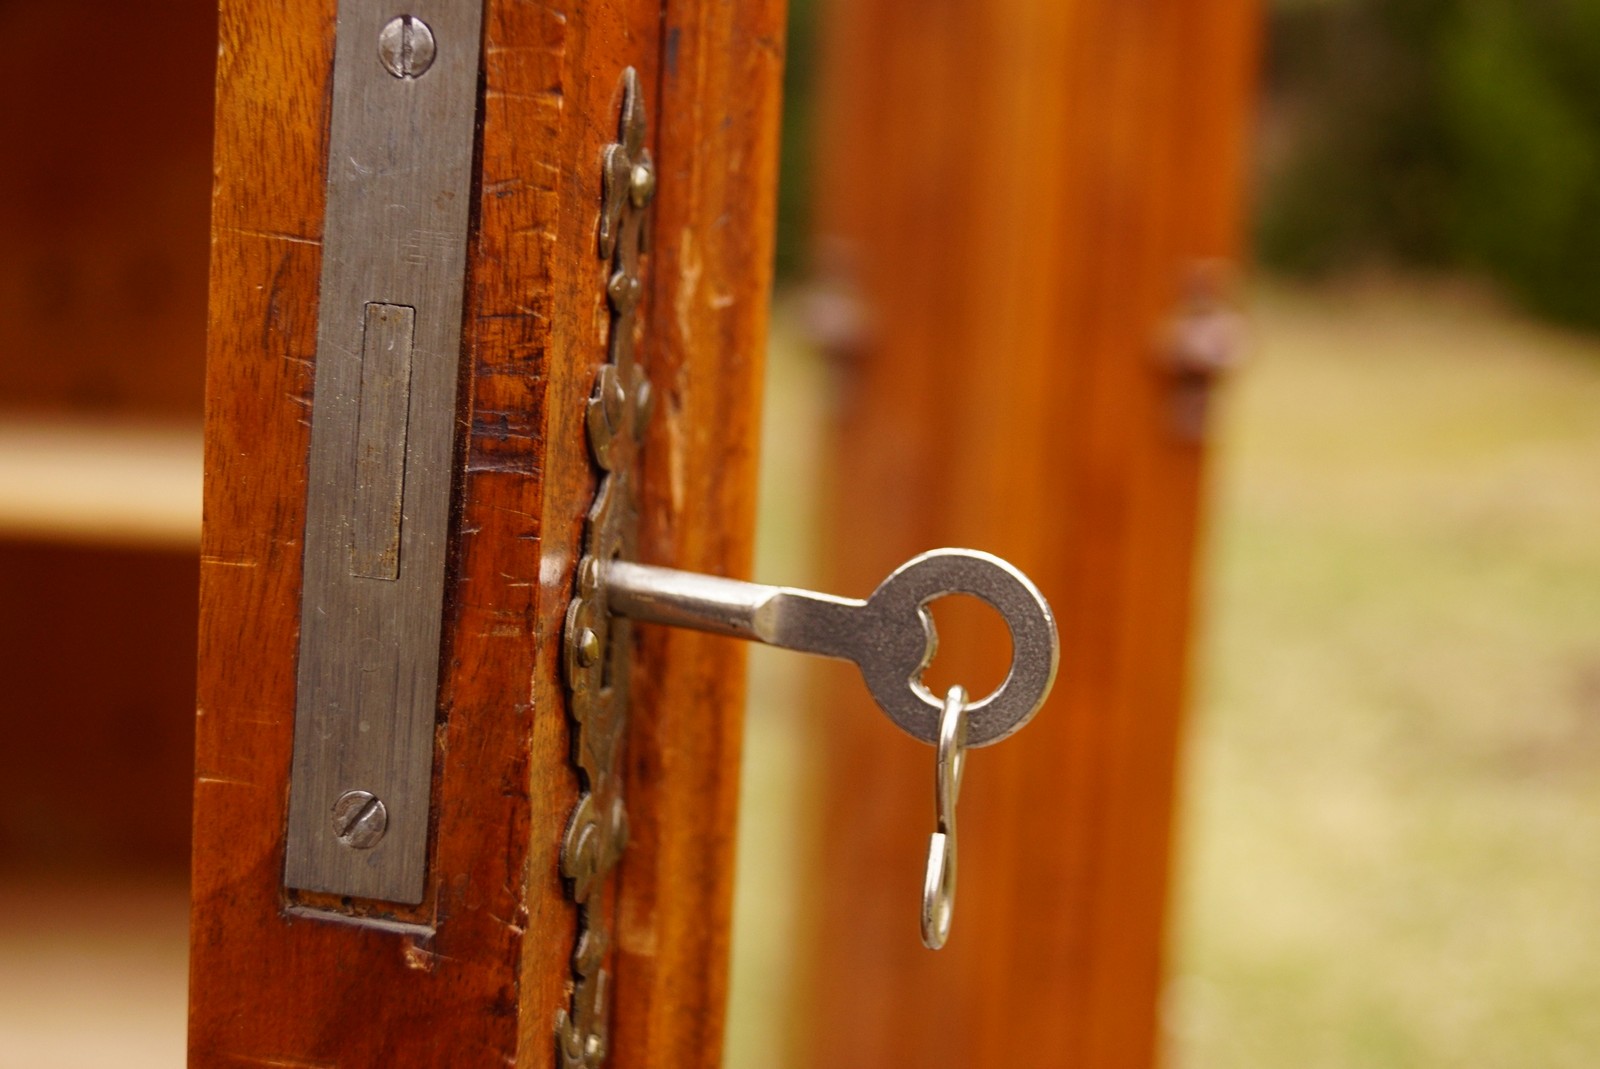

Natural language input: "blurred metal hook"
[922,684,970,949]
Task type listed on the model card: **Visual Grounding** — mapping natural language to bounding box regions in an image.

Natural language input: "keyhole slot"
[918,593,1014,708]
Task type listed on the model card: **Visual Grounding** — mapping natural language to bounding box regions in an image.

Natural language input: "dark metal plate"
[284,0,484,904]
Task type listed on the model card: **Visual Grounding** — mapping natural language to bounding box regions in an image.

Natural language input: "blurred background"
[725,1,1600,1067]
[0,4,211,1067]
[1,1,1597,1066]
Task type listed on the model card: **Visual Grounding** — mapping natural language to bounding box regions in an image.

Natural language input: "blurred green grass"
[724,303,831,1069]
[1168,280,1600,1068]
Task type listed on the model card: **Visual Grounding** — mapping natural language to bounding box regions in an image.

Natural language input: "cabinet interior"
[0,4,217,1061]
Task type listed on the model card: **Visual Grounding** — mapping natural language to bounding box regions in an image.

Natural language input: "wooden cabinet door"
[796,0,1262,1066]
[188,3,784,1066]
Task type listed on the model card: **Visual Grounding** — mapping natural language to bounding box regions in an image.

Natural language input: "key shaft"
[605,561,864,661]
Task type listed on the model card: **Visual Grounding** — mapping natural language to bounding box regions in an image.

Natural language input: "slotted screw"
[332,790,388,849]
[575,627,601,667]
[378,16,436,79]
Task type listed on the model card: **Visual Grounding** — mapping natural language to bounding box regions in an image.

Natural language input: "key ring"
[921,684,970,949]
[858,548,1058,748]
[594,547,1059,949]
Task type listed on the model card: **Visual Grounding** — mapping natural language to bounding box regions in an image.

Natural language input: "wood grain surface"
[607,2,787,1066]
[189,2,783,1066]
[796,1,1263,1066]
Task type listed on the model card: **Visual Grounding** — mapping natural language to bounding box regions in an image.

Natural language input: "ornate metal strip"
[557,67,655,1069]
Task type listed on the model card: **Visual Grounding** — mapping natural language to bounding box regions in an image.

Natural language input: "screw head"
[634,376,655,437]
[575,627,601,668]
[597,365,627,429]
[378,16,436,79]
[630,161,656,208]
[606,270,643,316]
[331,790,388,849]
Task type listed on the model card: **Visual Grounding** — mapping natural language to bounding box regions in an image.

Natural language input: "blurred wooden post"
[189,2,784,1065]
[799,1,1261,1066]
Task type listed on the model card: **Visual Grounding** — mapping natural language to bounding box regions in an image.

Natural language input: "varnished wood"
[0,0,213,900]
[609,3,787,1064]
[190,1,783,1066]
[797,1,1262,1066]
[0,541,197,872]
[0,0,214,418]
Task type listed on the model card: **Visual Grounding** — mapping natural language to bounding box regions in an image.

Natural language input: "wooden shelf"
[0,417,202,549]
[0,873,188,1069]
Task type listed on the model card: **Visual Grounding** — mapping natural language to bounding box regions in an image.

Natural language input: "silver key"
[605,547,1059,747]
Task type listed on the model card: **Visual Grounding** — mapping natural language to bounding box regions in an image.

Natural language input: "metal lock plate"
[284,0,485,904]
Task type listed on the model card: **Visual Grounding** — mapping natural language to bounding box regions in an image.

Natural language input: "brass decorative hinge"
[557,67,655,1069]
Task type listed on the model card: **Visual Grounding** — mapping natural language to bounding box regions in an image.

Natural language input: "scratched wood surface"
[795,0,1262,1066]
[607,2,787,1066]
[189,1,783,1066]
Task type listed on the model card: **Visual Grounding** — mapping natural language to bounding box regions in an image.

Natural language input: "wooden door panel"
[190,3,784,1066]
[797,0,1262,1066]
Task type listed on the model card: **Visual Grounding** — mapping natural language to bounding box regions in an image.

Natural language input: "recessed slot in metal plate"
[283,0,485,904]
[351,302,416,581]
